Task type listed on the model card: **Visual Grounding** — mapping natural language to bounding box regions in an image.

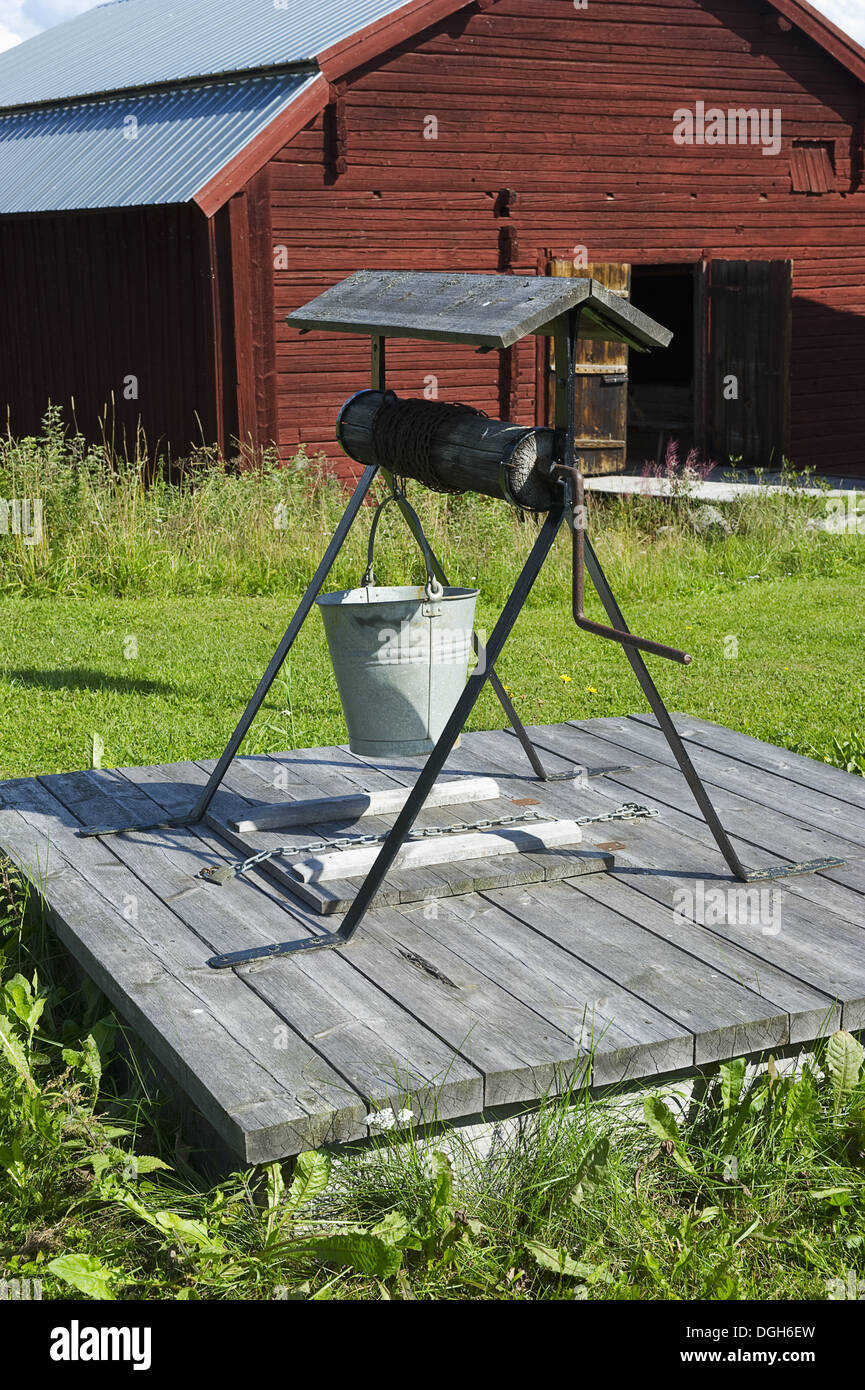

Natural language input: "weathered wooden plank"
[634,713,865,813]
[4,713,861,1161]
[291,819,585,883]
[205,756,610,911]
[188,761,639,1103]
[488,879,793,1064]
[229,776,501,833]
[102,765,485,1126]
[0,787,362,1160]
[401,891,694,1085]
[350,901,687,1099]
[573,716,865,848]
[287,270,671,351]
[126,758,607,1112]
[567,871,839,1044]
[513,721,865,931]
[439,729,855,1030]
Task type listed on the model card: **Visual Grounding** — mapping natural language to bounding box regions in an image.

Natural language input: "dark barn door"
[548,259,631,475]
[697,259,792,468]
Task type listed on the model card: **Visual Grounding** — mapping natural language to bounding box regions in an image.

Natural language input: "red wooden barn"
[0,0,863,476]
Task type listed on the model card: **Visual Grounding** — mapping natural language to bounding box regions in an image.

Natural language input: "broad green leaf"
[127,1155,172,1175]
[826,1031,864,1102]
[574,1136,610,1193]
[62,1034,102,1089]
[285,1150,330,1214]
[429,1151,454,1222]
[47,1254,118,1300]
[570,1139,609,1205]
[643,1095,696,1173]
[783,1071,820,1143]
[264,1161,285,1217]
[693,1206,721,1225]
[0,1012,37,1095]
[812,1187,854,1207]
[719,1057,747,1123]
[643,1094,680,1146]
[0,1140,27,1190]
[104,1182,223,1252]
[371,1210,421,1250]
[293,1233,402,1278]
[150,1210,223,1251]
[3,974,45,1036]
[525,1240,588,1278]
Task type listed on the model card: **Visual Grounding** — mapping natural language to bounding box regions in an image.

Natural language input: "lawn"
[1,569,863,780]
[1,422,864,1303]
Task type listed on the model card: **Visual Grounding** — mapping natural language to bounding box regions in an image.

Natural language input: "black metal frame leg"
[583,537,767,883]
[79,464,380,838]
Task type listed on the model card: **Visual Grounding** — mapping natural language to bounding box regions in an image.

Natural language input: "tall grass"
[2,408,862,606]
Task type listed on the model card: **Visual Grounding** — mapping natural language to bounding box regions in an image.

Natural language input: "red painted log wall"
[0,203,217,460]
[264,0,865,476]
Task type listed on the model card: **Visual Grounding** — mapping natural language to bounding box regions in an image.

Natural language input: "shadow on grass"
[6,666,176,696]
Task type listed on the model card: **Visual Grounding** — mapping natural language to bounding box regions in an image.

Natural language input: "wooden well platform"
[1,714,864,1165]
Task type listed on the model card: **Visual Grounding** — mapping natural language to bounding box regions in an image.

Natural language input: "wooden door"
[548,259,631,475]
[698,259,792,467]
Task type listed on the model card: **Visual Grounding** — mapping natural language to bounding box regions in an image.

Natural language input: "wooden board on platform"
[205,795,614,912]
[1,716,864,1165]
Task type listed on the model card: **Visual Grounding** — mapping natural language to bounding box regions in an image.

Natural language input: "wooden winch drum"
[336,389,560,511]
[316,582,479,758]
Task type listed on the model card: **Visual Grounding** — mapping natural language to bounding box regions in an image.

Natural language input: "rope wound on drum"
[370,390,487,495]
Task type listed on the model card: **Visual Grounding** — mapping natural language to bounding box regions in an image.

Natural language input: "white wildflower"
[366,1109,397,1131]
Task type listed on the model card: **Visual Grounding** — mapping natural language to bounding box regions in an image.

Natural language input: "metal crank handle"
[573,611,692,666]
[555,462,691,666]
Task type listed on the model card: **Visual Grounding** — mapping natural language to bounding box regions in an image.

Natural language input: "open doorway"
[627,265,696,468]
[539,256,791,472]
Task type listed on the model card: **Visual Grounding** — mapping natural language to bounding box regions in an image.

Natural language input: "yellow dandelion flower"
[585,686,598,694]
[560,674,572,683]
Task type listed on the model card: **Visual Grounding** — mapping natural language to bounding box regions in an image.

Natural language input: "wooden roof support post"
[206,207,238,458]
[228,191,259,463]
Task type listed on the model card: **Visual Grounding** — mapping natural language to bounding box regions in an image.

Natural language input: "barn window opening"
[627,266,695,467]
[790,140,836,193]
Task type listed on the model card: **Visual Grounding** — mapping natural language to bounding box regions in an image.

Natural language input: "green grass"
[1,414,864,1301]
[1,408,863,778]
[1,572,863,779]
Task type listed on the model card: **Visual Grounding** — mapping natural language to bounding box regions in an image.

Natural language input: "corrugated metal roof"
[0,72,313,213]
[0,0,411,109]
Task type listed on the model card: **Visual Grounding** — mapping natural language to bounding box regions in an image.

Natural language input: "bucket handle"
[362,492,444,601]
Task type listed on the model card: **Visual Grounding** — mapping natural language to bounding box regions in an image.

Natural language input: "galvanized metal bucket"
[317,581,479,757]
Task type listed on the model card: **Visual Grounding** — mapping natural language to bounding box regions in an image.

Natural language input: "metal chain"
[577,801,659,827]
[200,802,657,886]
